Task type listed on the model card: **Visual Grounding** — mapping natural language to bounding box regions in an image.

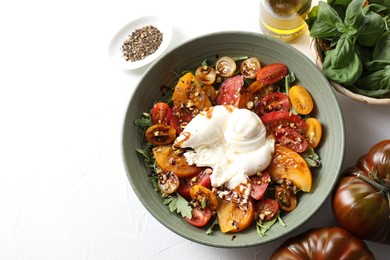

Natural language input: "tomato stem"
[356,172,390,218]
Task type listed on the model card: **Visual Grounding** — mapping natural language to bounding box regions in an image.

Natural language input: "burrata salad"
[135,56,322,235]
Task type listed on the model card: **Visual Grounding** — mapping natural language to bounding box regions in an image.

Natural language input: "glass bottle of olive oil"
[260,0,312,43]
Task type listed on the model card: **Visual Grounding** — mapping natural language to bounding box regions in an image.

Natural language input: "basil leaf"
[354,65,390,97]
[309,1,343,38]
[323,49,363,85]
[357,10,385,46]
[344,0,365,27]
[332,34,356,68]
[373,31,390,61]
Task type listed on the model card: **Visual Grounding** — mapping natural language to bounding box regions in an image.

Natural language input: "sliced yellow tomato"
[190,185,218,211]
[268,144,312,192]
[172,72,212,112]
[305,117,322,148]
[216,199,254,233]
[288,85,314,115]
[152,145,199,178]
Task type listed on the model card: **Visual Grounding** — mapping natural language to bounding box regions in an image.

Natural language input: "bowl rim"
[309,38,390,105]
[121,31,346,248]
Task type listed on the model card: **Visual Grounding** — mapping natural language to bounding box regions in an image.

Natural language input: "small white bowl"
[108,16,172,70]
[310,38,390,105]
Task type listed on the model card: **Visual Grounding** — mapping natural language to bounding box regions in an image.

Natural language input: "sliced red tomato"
[177,169,212,200]
[256,92,291,116]
[274,127,308,153]
[240,57,261,79]
[261,111,307,135]
[216,75,244,106]
[254,198,280,222]
[169,106,193,134]
[184,207,212,227]
[250,172,271,200]
[151,102,172,125]
[256,63,288,85]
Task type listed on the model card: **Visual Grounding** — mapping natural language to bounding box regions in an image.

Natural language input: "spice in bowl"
[120,25,163,62]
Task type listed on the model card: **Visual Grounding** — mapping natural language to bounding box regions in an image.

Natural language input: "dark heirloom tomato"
[332,140,390,244]
[270,227,375,260]
[261,111,308,136]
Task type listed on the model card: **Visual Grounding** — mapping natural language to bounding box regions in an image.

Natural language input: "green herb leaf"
[332,33,356,68]
[164,193,192,219]
[302,146,321,167]
[309,1,343,38]
[206,218,219,235]
[256,216,278,237]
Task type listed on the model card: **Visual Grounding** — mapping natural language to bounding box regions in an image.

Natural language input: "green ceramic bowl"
[121,31,345,248]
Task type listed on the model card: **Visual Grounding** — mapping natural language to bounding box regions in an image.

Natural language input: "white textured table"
[1,0,389,259]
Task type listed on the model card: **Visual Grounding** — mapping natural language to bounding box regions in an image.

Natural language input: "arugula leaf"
[206,218,219,235]
[256,213,286,237]
[302,146,321,167]
[164,193,192,219]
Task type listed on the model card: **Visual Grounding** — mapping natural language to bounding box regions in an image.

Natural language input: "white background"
[1,0,389,259]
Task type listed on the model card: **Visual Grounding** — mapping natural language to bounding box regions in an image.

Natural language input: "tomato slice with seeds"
[261,111,307,135]
[190,185,218,211]
[256,63,288,85]
[305,117,322,148]
[274,127,308,153]
[184,207,212,227]
[268,144,312,192]
[250,172,271,200]
[216,75,244,107]
[158,171,179,194]
[151,102,172,125]
[256,92,291,116]
[195,65,217,85]
[145,124,176,145]
[275,185,297,212]
[216,198,254,233]
[153,145,200,178]
[240,57,261,79]
[254,198,279,222]
[169,106,193,134]
[215,56,237,77]
[177,169,211,200]
[289,85,314,115]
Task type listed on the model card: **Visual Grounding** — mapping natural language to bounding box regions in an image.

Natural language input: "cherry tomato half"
[256,92,291,116]
[274,127,308,153]
[195,65,217,85]
[250,172,271,200]
[151,102,172,125]
[184,207,212,227]
[240,57,261,79]
[305,117,322,148]
[158,171,179,194]
[217,198,254,233]
[153,145,200,178]
[254,198,279,222]
[256,63,288,85]
[177,169,211,200]
[190,185,218,211]
[261,111,308,135]
[215,56,236,77]
[145,124,176,145]
[267,144,312,192]
[216,75,244,107]
[289,85,314,115]
[169,106,193,134]
[275,185,297,212]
